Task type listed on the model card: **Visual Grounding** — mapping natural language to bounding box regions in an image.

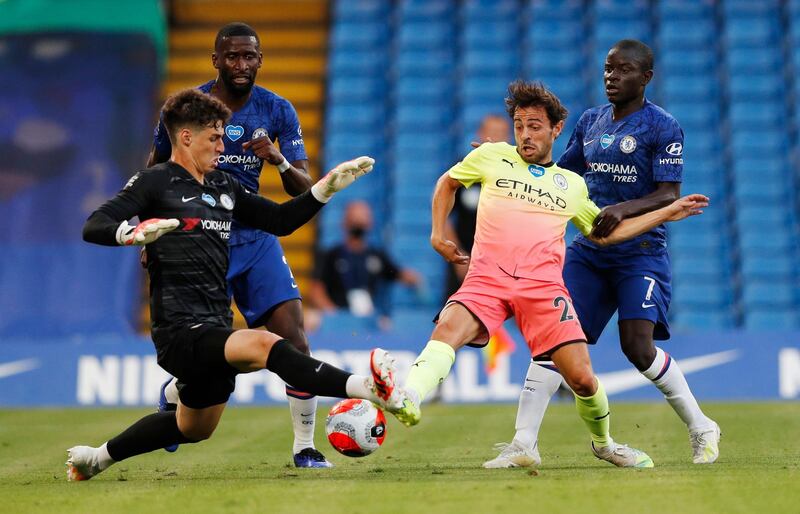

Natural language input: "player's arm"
[556,110,589,174]
[242,98,312,196]
[83,171,178,246]
[431,172,469,265]
[591,182,681,237]
[232,156,374,236]
[146,117,172,167]
[241,136,312,196]
[587,194,708,246]
[431,146,487,264]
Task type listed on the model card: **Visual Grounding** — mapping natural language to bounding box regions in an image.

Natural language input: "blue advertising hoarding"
[1,325,798,406]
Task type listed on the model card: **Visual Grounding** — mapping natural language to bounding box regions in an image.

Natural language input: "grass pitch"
[1,402,798,514]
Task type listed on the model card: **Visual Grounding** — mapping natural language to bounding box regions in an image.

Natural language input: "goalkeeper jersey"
[448,142,600,282]
[82,162,323,330]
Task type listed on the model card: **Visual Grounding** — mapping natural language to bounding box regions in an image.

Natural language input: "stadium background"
[0,0,798,407]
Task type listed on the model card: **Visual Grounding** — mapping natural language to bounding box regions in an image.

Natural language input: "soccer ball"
[325,399,386,457]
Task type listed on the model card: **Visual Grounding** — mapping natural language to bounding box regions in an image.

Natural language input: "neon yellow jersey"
[448,142,601,280]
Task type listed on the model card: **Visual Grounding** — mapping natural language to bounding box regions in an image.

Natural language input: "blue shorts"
[227,236,301,328]
[563,243,672,344]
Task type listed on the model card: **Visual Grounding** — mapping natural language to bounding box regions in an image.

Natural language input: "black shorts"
[152,324,238,409]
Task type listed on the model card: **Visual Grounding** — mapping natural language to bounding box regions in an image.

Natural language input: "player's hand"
[116,218,180,246]
[431,237,470,265]
[591,204,627,238]
[664,194,709,222]
[242,136,284,165]
[310,156,375,203]
[470,137,494,149]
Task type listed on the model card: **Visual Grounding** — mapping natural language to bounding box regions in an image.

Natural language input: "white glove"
[116,218,180,246]
[310,156,375,203]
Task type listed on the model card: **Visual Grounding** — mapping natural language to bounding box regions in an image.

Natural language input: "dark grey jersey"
[83,161,322,329]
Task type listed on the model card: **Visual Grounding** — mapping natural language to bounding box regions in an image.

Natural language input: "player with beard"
[371,80,710,469]
[485,40,720,469]
[147,23,330,467]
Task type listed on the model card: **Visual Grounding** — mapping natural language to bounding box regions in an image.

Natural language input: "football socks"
[405,340,456,404]
[574,377,612,448]
[512,361,563,450]
[266,339,349,398]
[643,347,712,431]
[106,411,195,462]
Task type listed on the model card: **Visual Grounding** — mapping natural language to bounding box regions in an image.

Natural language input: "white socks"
[287,393,318,454]
[642,347,712,431]
[96,442,115,471]
[512,361,563,449]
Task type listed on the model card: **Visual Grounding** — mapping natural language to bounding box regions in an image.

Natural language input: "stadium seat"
[330,22,388,49]
[398,21,454,50]
[395,50,455,75]
[333,0,391,21]
[744,309,800,330]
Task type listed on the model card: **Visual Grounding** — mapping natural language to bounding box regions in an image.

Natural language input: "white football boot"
[483,440,541,469]
[690,421,721,464]
[66,446,106,481]
[592,440,654,468]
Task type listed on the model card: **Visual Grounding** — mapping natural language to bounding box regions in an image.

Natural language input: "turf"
[1,402,798,514]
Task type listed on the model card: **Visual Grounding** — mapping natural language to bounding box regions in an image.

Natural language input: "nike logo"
[501,159,515,168]
[412,359,426,368]
[641,302,655,309]
[599,350,740,395]
[525,379,543,383]
[190,323,203,329]
[314,363,324,372]
[0,358,40,379]
[291,282,298,289]
[300,413,313,417]
[583,139,596,146]
[181,196,197,203]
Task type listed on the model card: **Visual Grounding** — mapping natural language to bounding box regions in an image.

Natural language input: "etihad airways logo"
[495,178,567,210]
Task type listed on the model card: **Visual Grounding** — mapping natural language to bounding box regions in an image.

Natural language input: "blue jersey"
[557,99,683,255]
[153,81,307,245]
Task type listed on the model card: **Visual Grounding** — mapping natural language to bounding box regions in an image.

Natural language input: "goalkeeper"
[65,89,402,481]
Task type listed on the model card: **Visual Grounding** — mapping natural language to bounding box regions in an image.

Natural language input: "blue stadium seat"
[671,256,727,280]
[743,282,796,308]
[730,130,787,154]
[741,255,795,280]
[662,76,717,102]
[671,309,735,330]
[672,280,731,308]
[727,48,781,74]
[594,0,649,19]
[744,309,800,330]
[328,76,384,102]
[729,102,784,127]
[463,21,518,48]
[526,49,583,75]
[396,50,455,75]
[327,103,385,131]
[724,19,778,48]
[333,0,391,21]
[329,50,387,74]
[658,0,714,20]
[398,20,454,49]
[396,76,451,103]
[331,22,389,49]
[464,0,518,20]
[398,0,455,20]
[461,75,513,102]
[659,50,715,74]
[723,0,780,17]
[728,75,783,101]
[529,0,583,20]
[396,104,452,130]
[525,21,582,48]
[463,49,518,75]
[739,230,795,253]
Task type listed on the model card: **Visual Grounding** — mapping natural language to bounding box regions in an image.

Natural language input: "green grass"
[1,403,798,514]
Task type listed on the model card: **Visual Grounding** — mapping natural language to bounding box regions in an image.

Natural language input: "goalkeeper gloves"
[116,218,180,246]
[310,156,375,203]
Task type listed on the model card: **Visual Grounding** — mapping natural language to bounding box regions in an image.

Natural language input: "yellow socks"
[405,340,456,404]
[574,377,612,447]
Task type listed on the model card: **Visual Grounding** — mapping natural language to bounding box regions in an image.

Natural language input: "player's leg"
[262,298,331,467]
[224,328,402,409]
[550,342,653,468]
[497,246,616,464]
[615,257,720,463]
[230,238,331,466]
[380,293,501,427]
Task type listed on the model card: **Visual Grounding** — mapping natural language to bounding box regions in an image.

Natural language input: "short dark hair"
[611,39,654,72]
[161,89,231,142]
[215,22,260,50]
[505,80,568,127]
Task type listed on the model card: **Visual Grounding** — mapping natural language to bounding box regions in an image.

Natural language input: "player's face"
[604,48,652,105]
[513,106,562,164]
[190,122,226,173]
[213,36,262,96]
